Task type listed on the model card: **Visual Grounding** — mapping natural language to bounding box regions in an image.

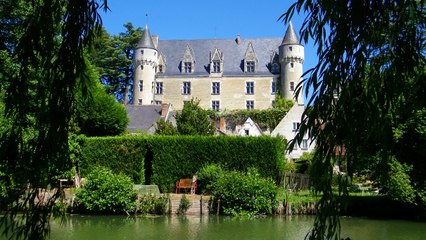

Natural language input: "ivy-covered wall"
[80,136,286,192]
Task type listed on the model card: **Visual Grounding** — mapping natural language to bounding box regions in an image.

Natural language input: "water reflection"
[50,215,426,240]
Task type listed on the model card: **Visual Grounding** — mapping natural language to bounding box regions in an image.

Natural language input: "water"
[50,215,426,240]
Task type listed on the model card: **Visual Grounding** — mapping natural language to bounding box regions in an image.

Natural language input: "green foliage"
[282,1,425,239]
[273,95,294,111]
[150,136,285,192]
[155,119,178,135]
[74,60,128,137]
[196,163,225,194]
[176,194,191,215]
[0,0,105,238]
[221,108,290,131]
[136,194,168,215]
[383,157,416,204]
[211,168,278,216]
[80,136,147,183]
[76,167,136,214]
[89,23,143,103]
[176,99,215,135]
[80,135,285,192]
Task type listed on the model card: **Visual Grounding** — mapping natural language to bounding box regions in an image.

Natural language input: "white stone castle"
[132,22,304,110]
[128,22,314,159]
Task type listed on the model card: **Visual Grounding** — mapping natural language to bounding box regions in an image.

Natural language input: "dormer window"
[157,53,166,74]
[210,48,223,75]
[184,62,192,73]
[212,60,220,73]
[246,61,255,73]
[181,44,195,73]
[244,42,258,73]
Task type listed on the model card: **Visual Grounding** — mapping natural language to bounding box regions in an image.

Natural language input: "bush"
[136,194,168,215]
[75,167,137,214]
[196,163,225,194]
[211,168,277,216]
[176,194,191,215]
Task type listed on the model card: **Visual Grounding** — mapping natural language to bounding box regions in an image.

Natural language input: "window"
[212,60,221,73]
[301,139,308,149]
[246,61,255,73]
[272,82,277,94]
[139,80,143,92]
[141,50,144,54]
[184,62,192,73]
[183,82,191,95]
[246,81,254,95]
[246,100,254,110]
[140,65,144,70]
[293,142,298,150]
[155,101,162,105]
[155,82,163,95]
[289,46,292,51]
[212,100,220,111]
[290,62,294,68]
[244,129,250,136]
[138,99,142,105]
[158,65,163,73]
[292,122,300,131]
[290,82,295,91]
[212,82,220,95]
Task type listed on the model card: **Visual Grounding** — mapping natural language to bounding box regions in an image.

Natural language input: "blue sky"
[99,0,318,99]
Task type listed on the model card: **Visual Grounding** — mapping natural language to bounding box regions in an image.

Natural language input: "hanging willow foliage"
[0,0,107,239]
[281,0,425,239]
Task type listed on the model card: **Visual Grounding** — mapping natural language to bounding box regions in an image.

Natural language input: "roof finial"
[146,13,149,26]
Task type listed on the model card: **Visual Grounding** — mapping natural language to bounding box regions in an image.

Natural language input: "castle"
[132,22,304,110]
[128,23,314,159]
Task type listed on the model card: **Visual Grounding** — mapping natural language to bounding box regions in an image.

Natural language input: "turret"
[279,21,304,105]
[133,25,158,105]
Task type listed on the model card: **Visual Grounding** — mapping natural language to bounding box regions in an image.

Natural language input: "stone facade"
[132,23,303,111]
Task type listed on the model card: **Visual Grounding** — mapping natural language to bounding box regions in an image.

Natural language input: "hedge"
[80,136,147,183]
[80,136,286,191]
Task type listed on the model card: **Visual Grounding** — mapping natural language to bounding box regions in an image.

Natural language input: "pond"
[49,215,426,240]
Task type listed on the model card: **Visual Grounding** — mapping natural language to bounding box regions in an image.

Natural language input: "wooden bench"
[175,178,197,194]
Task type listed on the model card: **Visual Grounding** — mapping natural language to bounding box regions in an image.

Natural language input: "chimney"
[219,117,226,132]
[161,103,168,117]
[235,34,241,45]
[152,34,159,49]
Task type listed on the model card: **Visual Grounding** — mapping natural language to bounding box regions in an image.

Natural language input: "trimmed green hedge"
[80,136,147,183]
[80,136,286,191]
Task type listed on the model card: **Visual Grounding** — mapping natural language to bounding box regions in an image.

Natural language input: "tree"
[155,119,179,135]
[281,1,425,239]
[0,0,106,239]
[176,99,216,136]
[90,23,143,104]
[74,59,128,137]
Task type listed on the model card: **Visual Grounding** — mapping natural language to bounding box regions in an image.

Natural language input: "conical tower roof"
[137,25,156,49]
[281,21,301,45]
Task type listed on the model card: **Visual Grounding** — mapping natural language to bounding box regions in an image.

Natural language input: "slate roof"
[125,105,162,131]
[137,25,156,49]
[282,21,301,45]
[156,37,282,77]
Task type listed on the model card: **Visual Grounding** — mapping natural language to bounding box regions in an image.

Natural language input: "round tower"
[133,25,158,105]
[279,21,304,105]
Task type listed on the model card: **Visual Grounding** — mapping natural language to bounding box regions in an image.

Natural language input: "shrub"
[176,194,191,215]
[196,163,225,194]
[75,167,136,214]
[211,168,277,216]
[136,194,168,215]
